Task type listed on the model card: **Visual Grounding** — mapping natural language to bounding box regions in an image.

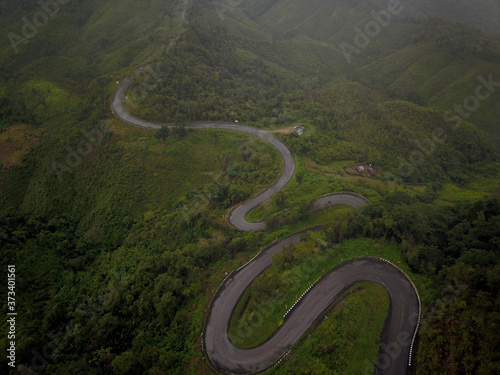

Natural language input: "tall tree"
[154,126,169,142]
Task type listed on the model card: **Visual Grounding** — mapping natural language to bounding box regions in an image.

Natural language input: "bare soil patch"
[266,126,294,134]
[0,124,43,168]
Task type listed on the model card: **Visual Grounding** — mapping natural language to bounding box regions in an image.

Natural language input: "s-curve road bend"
[112,72,369,231]
[205,250,420,375]
[112,74,295,232]
[112,70,420,374]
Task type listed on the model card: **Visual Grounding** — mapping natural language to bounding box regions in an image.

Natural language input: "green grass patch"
[440,183,493,202]
[9,119,282,245]
[279,206,352,235]
[0,124,43,168]
[245,154,379,223]
[260,206,353,246]
[328,159,356,171]
[268,282,390,375]
[229,237,428,349]
[466,167,500,193]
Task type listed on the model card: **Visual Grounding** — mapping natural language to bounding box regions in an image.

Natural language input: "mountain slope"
[0,1,499,375]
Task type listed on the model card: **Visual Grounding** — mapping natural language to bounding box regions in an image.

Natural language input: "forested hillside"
[0,0,499,374]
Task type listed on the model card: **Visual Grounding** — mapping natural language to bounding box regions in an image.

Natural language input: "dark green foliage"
[128,25,304,125]
[269,283,390,375]
[174,124,187,139]
[323,196,500,373]
[273,191,287,209]
[154,126,169,142]
[265,200,314,230]
[295,173,304,185]
[0,0,499,374]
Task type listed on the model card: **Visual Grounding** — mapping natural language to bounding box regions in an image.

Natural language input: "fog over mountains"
[0,1,499,375]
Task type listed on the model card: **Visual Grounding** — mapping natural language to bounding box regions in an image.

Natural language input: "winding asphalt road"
[181,0,189,25]
[205,246,420,375]
[112,68,420,374]
[112,75,297,231]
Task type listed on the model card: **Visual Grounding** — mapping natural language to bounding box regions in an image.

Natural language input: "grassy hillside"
[269,282,390,374]
[409,0,500,37]
[129,1,499,181]
[0,0,499,374]
[353,20,500,135]
[1,118,281,243]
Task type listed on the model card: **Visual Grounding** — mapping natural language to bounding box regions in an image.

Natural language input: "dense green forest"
[232,196,500,373]
[1,0,499,374]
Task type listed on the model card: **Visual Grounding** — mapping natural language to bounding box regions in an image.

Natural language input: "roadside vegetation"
[229,238,411,348]
[233,193,500,374]
[269,282,390,375]
[0,1,499,374]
